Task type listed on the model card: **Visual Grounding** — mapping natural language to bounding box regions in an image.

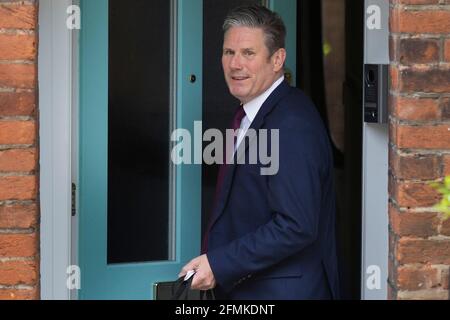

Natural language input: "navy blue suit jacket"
[206,80,340,300]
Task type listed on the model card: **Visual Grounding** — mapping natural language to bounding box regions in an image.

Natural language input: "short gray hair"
[223,4,286,57]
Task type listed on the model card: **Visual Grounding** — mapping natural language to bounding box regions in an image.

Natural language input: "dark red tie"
[201,104,246,254]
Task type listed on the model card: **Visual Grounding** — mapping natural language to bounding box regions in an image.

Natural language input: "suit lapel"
[208,80,292,230]
[235,80,291,163]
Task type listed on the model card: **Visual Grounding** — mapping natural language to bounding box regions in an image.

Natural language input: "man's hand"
[178,254,216,290]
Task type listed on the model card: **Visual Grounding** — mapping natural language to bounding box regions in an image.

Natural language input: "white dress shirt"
[235,75,285,151]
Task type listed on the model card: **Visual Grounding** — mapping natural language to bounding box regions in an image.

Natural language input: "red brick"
[441,266,449,290]
[390,36,399,63]
[0,4,36,29]
[397,289,449,300]
[0,233,37,258]
[396,124,450,149]
[441,216,450,236]
[390,9,450,34]
[389,122,398,147]
[397,238,450,264]
[0,64,36,89]
[0,34,36,60]
[390,66,399,90]
[397,265,440,290]
[391,96,440,121]
[389,151,440,180]
[399,39,439,65]
[444,155,450,176]
[396,181,441,207]
[0,204,37,229]
[0,121,35,145]
[0,92,35,116]
[389,203,440,237]
[0,149,36,172]
[399,67,450,94]
[390,7,401,34]
[0,176,36,201]
[0,288,38,300]
[0,260,37,286]
[389,172,395,201]
[444,39,450,63]
[441,98,450,121]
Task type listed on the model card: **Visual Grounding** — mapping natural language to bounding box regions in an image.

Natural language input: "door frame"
[361,0,389,300]
[38,0,77,300]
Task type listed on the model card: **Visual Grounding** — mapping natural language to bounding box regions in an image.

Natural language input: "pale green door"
[78,0,296,300]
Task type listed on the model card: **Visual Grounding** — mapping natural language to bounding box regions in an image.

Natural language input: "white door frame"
[38,0,77,300]
[361,0,389,300]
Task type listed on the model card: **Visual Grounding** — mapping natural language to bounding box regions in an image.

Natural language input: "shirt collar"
[243,75,285,123]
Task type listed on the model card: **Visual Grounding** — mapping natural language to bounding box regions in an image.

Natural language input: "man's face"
[222,27,286,104]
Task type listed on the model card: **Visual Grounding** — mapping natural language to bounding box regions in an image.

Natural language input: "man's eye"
[244,51,255,56]
[224,50,233,55]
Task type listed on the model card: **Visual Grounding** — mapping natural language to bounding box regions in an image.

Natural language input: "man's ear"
[272,48,287,72]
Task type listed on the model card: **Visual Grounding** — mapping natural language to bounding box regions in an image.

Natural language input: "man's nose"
[229,54,243,70]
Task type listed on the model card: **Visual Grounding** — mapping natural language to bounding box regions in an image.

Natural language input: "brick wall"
[0,0,39,300]
[389,0,450,300]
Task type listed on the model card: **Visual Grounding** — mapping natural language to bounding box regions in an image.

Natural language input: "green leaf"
[445,176,450,189]
[431,176,450,220]
[429,182,441,189]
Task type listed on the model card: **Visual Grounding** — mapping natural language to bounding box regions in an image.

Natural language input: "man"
[179,4,339,300]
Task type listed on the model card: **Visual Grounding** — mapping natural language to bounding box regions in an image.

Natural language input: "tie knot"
[232,105,246,131]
